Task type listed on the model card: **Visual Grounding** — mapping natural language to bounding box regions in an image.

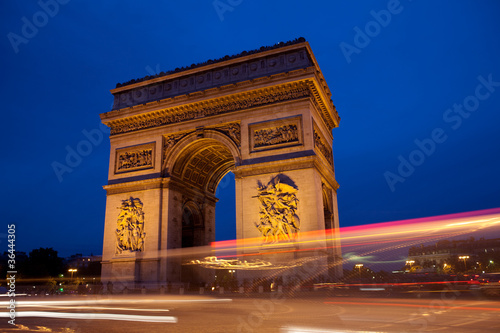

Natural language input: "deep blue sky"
[2,1,499,257]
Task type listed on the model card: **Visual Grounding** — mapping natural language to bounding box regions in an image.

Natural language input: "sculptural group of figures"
[254,124,298,148]
[117,149,152,170]
[115,197,146,254]
[255,176,300,243]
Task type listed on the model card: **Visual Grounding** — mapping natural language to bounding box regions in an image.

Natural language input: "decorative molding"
[254,174,300,243]
[115,143,155,174]
[307,80,337,130]
[108,84,310,135]
[115,197,146,255]
[313,129,333,167]
[249,116,302,153]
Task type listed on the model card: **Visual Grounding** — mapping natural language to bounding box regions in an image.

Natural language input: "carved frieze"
[249,116,302,152]
[109,86,310,135]
[115,143,155,174]
[115,197,146,254]
[314,130,333,166]
[254,175,300,243]
[254,124,298,148]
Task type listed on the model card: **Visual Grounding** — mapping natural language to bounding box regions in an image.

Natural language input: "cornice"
[101,68,313,121]
[103,178,165,195]
[102,77,337,136]
[103,81,310,136]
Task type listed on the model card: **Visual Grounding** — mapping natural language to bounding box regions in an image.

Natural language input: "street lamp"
[406,260,415,270]
[355,264,363,278]
[459,256,469,271]
[68,268,77,282]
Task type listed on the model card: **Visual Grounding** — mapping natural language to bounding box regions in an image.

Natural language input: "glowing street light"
[68,268,77,282]
[459,256,469,271]
[355,264,363,278]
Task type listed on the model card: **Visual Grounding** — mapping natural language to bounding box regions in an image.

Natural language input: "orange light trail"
[211,208,500,256]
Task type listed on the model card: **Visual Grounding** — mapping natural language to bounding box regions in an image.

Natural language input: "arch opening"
[171,139,236,195]
[170,138,237,247]
[215,171,236,242]
[170,138,238,286]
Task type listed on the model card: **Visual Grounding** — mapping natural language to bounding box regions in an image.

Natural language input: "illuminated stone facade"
[100,39,342,288]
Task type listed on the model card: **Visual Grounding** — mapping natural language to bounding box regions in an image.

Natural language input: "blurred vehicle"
[478,272,500,296]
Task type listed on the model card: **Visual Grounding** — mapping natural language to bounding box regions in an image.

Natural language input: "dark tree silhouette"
[25,248,64,278]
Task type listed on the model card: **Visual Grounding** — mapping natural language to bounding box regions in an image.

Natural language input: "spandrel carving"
[214,122,241,146]
[254,175,300,243]
[115,197,146,254]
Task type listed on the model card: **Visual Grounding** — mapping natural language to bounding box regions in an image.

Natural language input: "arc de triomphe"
[100,38,342,288]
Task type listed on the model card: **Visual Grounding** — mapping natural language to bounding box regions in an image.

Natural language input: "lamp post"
[459,256,469,271]
[68,268,77,282]
[355,264,363,279]
[406,260,415,272]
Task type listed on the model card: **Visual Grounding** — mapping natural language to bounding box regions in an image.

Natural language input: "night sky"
[2,1,500,258]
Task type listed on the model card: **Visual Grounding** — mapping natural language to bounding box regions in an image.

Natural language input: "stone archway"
[165,134,239,285]
[100,39,342,288]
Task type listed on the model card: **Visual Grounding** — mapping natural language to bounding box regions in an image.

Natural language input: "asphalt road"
[2,292,500,333]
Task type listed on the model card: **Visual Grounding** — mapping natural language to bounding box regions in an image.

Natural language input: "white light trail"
[0,311,177,323]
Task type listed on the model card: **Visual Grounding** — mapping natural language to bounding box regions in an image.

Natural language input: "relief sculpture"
[254,124,298,148]
[254,175,300,243]
[115,197,146,254]
[109,86,310,135]
[117,149,153,171]
[214,122,241,146]
[314,130,333,166]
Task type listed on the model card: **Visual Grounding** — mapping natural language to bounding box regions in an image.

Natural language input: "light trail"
[0,297,233,307]
[281,327,384,333]
[323,301,500,312]
[317,280,477,288]
[211,208,500,254]
[109,208,500,268]
[0,311,177,323]
[23,305,171,312]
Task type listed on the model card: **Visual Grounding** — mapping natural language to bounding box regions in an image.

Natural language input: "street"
[1,291,499,332]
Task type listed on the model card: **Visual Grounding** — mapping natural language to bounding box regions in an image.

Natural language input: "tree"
[25,248,64,278]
